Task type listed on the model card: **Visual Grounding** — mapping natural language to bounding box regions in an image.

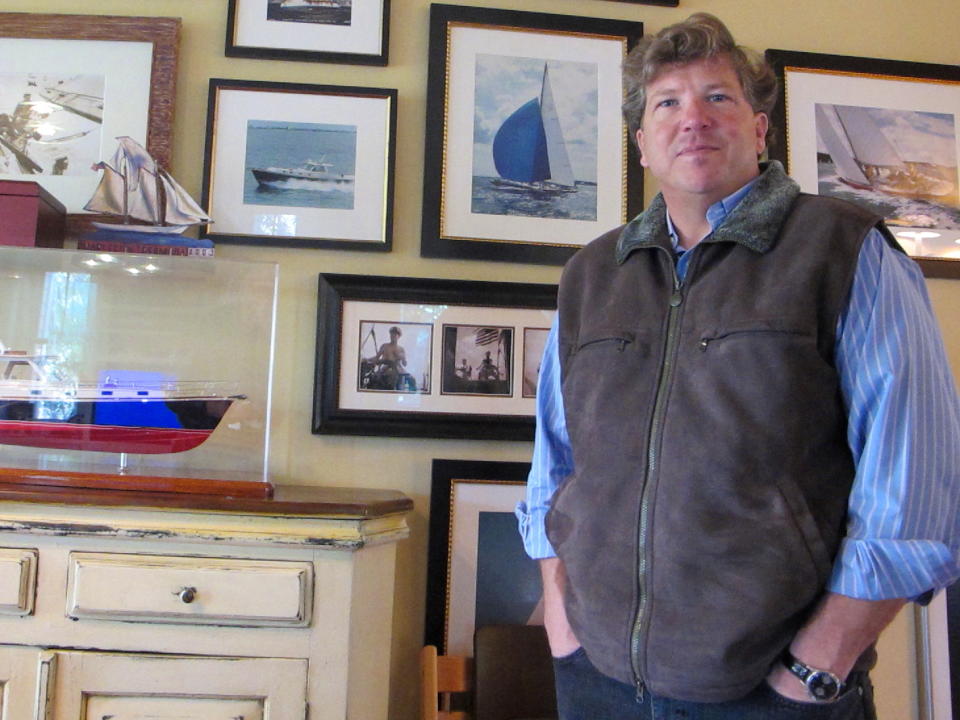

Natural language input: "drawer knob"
[175,586,197,604]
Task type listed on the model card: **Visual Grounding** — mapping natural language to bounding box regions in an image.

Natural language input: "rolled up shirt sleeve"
[516,316,573,560]
[830,229,960,601]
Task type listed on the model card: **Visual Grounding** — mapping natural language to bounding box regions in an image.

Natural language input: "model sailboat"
[84,136,211,234]
[816,104,955,200]
[491,63,577,195]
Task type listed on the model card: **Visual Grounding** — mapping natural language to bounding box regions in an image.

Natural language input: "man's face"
[635,55,768,207]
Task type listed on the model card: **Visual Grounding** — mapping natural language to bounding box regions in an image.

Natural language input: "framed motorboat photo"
[421,4,644,265]
[225,0,389,66]
[201,79,396,251]
[312,274,557,439]
[765,49,960,279]
[0,14,179,233]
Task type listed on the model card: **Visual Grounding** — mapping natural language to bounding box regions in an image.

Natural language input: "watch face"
[807,670,842,701]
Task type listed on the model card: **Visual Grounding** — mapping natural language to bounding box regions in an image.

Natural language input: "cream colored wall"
[11,0,959,717]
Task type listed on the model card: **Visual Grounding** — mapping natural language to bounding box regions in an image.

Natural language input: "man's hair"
[389,326,401,336]
[621,13,777,143]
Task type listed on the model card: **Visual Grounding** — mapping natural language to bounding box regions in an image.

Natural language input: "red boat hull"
[0,420,215,455]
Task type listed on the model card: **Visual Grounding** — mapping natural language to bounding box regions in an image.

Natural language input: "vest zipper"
[630,246,690,696]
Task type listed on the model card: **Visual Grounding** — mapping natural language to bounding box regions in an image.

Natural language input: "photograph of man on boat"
[0,73,102,177]
[244,119,356,210]
[357,321,431,394]
[266,0,352,27]
[441,325,513,398]
[471,55,599,222]
[815,103,960,239]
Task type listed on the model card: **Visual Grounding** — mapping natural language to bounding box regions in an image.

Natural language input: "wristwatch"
[782,651,844,702]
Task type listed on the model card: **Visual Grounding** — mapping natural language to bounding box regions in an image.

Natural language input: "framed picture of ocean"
[201,79,396,251]
[421,4,644,265]
[312,274,556,439]
[765,50,960,279]
[225,0,389,66]
[0,14,179,232]
[424,459,542,655]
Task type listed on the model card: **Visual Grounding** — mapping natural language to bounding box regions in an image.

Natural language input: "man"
[369,325,407,390]
[516,13,960,720]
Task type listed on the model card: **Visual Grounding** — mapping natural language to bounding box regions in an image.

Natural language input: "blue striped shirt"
[517,190,960,602]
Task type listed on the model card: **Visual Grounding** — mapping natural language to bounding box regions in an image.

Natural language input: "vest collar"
[615,160,801,265]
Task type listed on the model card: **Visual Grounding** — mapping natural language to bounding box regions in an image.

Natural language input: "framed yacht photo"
[201,79,396,251]
[312,274,556,439]
[421,4,643,265]
[765,49,960,279]
[0,14,179,231]
[424,459,541,655]
[225,0,389,66]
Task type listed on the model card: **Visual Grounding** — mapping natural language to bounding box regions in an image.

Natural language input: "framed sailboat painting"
[421,4,644,265]
[766,49,960,279]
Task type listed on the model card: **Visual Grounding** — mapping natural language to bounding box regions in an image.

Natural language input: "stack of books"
[76,229,214,257]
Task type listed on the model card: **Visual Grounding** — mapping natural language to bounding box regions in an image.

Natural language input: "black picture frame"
[312,274,557,439]
[765,49,960,279]
[225,0,389,66]
[201,78,396,251]
[421,4,644,266]
[425,459,537,655]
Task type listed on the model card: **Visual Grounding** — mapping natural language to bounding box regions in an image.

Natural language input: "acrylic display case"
[0,245,277,494]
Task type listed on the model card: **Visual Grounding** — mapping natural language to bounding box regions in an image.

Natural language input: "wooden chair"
[421,645,472,720]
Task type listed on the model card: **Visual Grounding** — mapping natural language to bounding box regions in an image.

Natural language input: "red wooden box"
[0,180,66,248]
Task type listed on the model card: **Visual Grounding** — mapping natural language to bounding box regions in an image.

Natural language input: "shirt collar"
[665,175,761,253]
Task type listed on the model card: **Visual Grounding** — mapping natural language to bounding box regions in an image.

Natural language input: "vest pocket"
[570,329,637,355]
[698,319,810,352]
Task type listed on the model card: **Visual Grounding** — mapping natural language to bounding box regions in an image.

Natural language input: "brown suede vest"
[546,163,887,702]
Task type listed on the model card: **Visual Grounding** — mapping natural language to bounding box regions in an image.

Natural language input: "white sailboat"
[83,136,211,234]
[490,63,577,195]
[817,104,955,199]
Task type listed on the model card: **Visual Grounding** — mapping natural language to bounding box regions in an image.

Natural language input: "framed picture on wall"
[0,13,179,232]
[225,0,389,66]
[765,49,960,279]
[918,586,959,720]
[201,79,396,251]
[312,274,557,439]
[425,459,542,656]
[421,4,644,265]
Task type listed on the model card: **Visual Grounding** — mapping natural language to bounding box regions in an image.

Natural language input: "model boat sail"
[0,341,243,455]
[491,63,577,195]
[83,136,211,234]
[817,104,955,199]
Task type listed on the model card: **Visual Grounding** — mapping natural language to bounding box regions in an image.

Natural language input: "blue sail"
[492,98,550,183]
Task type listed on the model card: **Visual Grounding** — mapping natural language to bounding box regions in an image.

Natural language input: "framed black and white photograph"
[357,321,432,394]
[225,0,389,66]
[522,327,549,399]
[765,49,960,278]
[201,79,396,250]
[0,13,179,230]
[425,459,542,655]
[313,274,556,439]
[440,325,514,397]
[421,4,644,265]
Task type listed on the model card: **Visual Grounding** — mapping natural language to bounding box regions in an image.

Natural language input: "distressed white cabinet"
[0,483,412,720]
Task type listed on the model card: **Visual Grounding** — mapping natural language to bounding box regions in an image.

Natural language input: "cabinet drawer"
[0,547,37,616]
[66,552,313,627]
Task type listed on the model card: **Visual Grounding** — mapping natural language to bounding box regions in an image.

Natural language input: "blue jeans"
[553,647,875,720]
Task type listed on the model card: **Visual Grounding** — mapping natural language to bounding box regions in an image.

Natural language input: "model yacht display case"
[0,245,277,494]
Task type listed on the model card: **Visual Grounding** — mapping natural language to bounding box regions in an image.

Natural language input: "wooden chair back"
[421,645,472,720]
